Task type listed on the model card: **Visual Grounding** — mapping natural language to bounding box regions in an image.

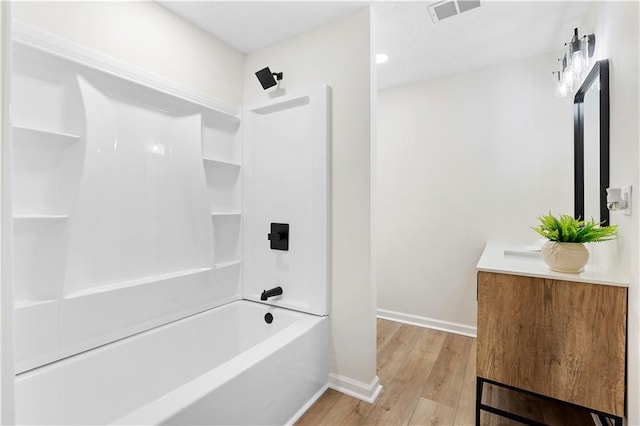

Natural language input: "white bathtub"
[15,300,329,425]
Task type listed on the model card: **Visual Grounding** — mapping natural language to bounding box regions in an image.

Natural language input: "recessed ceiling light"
[376,53,389,64]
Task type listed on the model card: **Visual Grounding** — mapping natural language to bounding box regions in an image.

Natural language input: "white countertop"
[476,243,629,287]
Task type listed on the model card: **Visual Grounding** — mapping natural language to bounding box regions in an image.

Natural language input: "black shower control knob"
[268,232,282,241]
[268,223,289,251]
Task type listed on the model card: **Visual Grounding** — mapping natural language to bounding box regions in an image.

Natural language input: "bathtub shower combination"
[10,25,330,425]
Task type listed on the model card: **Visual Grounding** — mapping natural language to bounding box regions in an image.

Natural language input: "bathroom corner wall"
[12,1,244,106]
[243,8,378,400]
[581,3,640,423]
[377,51,574,334]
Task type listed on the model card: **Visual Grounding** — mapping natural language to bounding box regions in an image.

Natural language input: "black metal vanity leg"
[475,377,483,426]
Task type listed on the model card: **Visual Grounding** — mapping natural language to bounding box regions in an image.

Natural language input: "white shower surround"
[11,24,330,425]
[243,87,330,316]
[12,36,243,374]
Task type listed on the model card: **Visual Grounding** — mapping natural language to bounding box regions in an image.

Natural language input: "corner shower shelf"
[203,158,241,168]
[214,260,241,270]
[13,125,80,147]
[211,211,241,216]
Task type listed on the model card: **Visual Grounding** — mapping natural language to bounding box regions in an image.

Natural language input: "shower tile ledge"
[477,242,629,287]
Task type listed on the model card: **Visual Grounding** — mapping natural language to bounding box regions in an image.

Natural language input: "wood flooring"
[296,319,595,426]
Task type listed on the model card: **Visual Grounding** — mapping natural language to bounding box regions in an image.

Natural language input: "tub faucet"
[261,286,283,301]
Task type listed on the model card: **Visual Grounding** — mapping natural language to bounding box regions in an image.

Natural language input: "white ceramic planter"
[541,241,590,273]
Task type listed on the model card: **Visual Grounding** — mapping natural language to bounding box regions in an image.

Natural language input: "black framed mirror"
[574,59,610,225]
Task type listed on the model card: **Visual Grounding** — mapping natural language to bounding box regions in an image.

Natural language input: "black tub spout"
[261,286,283,301]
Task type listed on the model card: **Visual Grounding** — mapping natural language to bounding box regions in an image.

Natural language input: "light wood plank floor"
[296,319,595,426]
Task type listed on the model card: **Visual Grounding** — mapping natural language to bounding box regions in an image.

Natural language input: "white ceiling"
[160,1,366,53]
[377,1,590,89]
[160,1,591,90]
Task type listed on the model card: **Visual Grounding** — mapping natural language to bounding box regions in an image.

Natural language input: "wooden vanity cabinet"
[477,271,627,419]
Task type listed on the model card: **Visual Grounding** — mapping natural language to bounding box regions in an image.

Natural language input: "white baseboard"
[328,373,383,404]
[377,308,477,338]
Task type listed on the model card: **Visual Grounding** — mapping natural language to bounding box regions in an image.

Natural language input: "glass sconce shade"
[553,71,568,98]
[563,68,574,90]
[570,31,594,78]
[580,35,591,70]
[571,50,583,74]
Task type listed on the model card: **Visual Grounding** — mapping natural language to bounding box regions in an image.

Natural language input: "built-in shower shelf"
[66,267,214,299]
[13,214,69,220]
[203,158,241,168]
[13,125,80,147]
[214,260,241,270]
[14,298,59,309]
[211,211,241,216]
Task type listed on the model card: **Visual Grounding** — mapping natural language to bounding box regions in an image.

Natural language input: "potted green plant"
[532,213,617,273]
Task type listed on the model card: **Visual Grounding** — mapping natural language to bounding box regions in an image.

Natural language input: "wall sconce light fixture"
[553,28,595,98]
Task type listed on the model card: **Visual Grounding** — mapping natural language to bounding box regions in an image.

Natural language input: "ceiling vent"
[428,0,481,22]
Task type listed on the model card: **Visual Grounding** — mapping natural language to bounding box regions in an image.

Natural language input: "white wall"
[581,2,640,424]
[377,51,574,331]
[244,8,379,400]
[12,1,244,106]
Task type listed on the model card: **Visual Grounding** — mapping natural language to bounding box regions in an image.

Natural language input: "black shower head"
[255,67,283,90]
